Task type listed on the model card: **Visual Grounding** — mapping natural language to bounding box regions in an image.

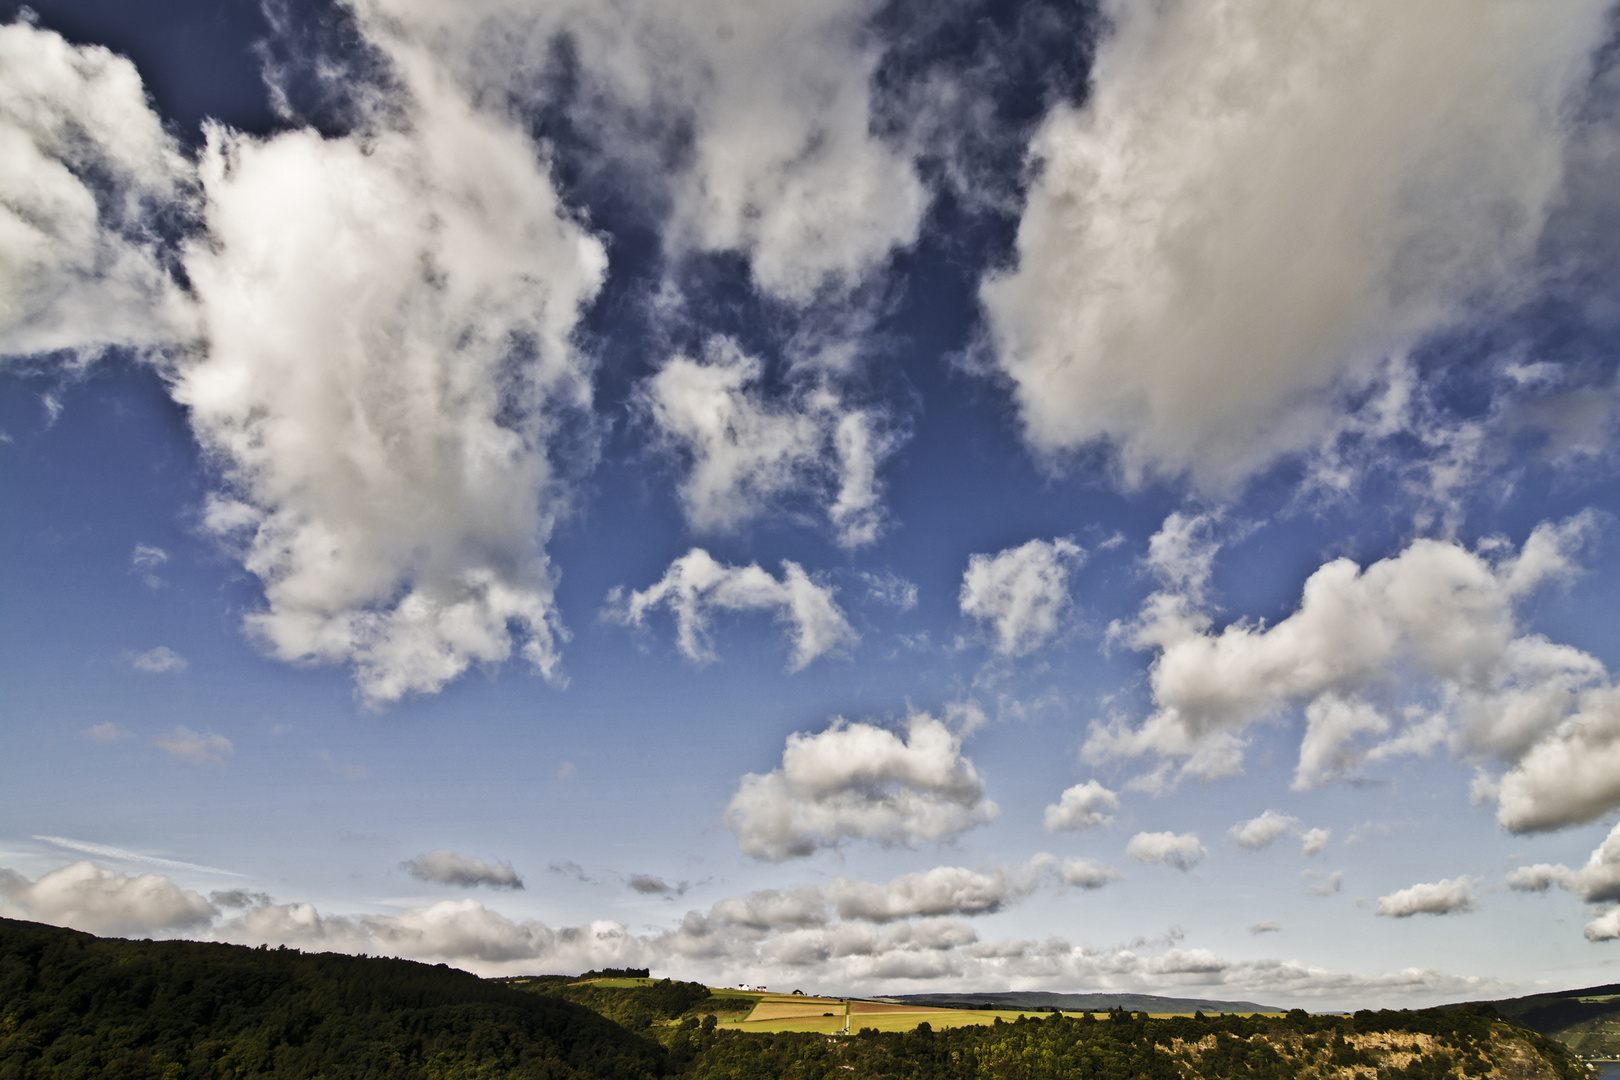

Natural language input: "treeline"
[503,977,713,1033]
[0,918,1583,1080]
[0,918,663,1079]
[663,1007,1584,1080]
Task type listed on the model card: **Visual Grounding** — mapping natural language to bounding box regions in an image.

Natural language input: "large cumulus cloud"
[980,0,1613,489]
[0,861,215,935]
[0,20,195,365]
[1089,512,1620,835]
[175,31,607,706]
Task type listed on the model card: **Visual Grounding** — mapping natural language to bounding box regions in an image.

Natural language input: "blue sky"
[4,0,1620,1008]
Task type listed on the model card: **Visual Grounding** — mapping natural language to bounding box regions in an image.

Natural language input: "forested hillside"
[0,918,662,1079]
[1476,983,1620,1057]
[0,918,1585,1080]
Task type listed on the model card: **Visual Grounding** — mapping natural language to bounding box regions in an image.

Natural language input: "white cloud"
[1090,515,1618,820]
[1145,512,1222,598]
[153,727,232,766]
[1376,877,1478,918]
[361,0,925,304]
[0,20,195,366]
[1250,921,1281,935]
[0,861,215,935]
[1301,829,1332,857]
[979,0,1612,489]
[402,850,523,890]
[1502,822,1620,906]
[1230,811,1299,850]
[2,859,1506,1004]
[128,646,187,674]
[1506,864,1569,893]
[959,538,1084,656]
[174,33,607,708]
[1058,857,1122,891]
[131,543,168,568]
[637,339,898,548]
[84,721,132,742]
[1125,831,1206,871]
[861,571,918,611]
[1496,685,1620,833]
[1585,909,1620,942]
[827,862,1046,922]
[1043,780,1119,833]
[724,712,997,860]
[608,547,856,671]
[708,885,829,931]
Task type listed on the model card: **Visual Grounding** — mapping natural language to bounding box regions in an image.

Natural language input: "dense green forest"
[0,918,662,1079]
[0,918,1584,1079]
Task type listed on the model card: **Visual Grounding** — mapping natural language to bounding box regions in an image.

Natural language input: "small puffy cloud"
[1146,513,1223,598]
[1250,921,1281,935]
[1506,864,1569,893]
[1586,909,1620,942]
[978,0,1612,489]
[1058,858,1123,890]
[1043,780,1120,833]
[128,646,187,674]
[1306,871,1345,897]
[608,548,856,672]
[1230,811,1300,850]
[1125,831,1206,871]
[628,874,690,898]
[960,538,1085,656]
[1376,877,1478,918]
[403,850,523,890]
[84,721,132,742]
[724,713,997,861]
[637,339,899,549]
[0,861,215,935]
[827,863,1042,922]
[709,885,830,931]
[0,21,196,366]
[1301,829,1332,857]
[153,727,232,766]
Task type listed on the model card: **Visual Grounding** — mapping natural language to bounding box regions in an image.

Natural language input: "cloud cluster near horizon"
[0,857,1505,1006]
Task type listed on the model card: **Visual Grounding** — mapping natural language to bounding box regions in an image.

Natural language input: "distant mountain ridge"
[877,990,1286,1014]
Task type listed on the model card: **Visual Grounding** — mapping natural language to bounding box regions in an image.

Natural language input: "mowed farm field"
[716,992,1057,1034]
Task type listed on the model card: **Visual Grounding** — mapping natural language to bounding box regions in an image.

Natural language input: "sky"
[3,0,1620,1011]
